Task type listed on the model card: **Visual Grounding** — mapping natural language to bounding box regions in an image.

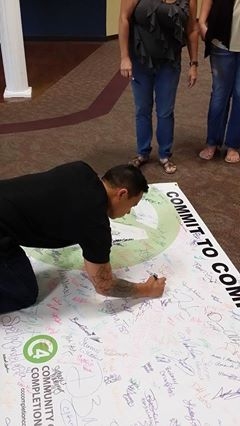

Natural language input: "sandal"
[225,148,240,163]
[199,146,217,160]
[129,155,149,168]
[159,158,177,174]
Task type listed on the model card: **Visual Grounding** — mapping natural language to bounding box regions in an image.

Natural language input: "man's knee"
[0,286,39,314]
[23,285,39,309]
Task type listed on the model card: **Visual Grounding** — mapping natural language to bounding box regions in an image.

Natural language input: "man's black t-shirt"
[0,161,111,263]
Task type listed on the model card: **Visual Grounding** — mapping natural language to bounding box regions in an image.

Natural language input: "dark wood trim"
[23,35,118,42]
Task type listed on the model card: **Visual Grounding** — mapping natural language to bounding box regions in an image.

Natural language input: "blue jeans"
[207,45,240,149]
[0,245,38,313]
[131,59,181,159]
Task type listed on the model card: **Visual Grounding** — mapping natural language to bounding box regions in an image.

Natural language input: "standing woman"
[199,0,240,163]
[119,0,199,174]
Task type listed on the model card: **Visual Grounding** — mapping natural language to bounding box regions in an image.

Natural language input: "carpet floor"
[0,39,239,270]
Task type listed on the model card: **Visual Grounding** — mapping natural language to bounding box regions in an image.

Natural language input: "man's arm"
[84,259,166,298]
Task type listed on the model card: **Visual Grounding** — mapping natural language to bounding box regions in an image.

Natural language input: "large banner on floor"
[0,183,239,426]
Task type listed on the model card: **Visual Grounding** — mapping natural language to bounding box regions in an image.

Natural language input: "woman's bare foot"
[199,145,217,160]
[225,148,240,163]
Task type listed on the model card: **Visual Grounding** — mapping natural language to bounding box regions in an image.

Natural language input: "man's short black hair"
[102,164,148,197]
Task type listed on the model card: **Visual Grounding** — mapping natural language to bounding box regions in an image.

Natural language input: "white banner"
[0,183,239,426]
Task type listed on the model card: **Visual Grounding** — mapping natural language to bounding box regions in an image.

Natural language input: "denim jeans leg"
[225,52,240,149]
[207,46,235,147]
[154,63,180,159]
[0,246,39,313]
[131,59,154,156]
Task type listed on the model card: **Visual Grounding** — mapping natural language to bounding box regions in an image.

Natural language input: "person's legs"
[130,59,154,162]
[200,45,235,160]
[154,62,180,172]
[0,246,38,314]
[225,52,240,163]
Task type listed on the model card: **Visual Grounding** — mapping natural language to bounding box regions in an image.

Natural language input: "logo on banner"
[23,335,58,363]
[26,187,180,269]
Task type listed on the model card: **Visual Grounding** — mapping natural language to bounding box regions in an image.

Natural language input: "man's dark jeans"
[0,245,38,314]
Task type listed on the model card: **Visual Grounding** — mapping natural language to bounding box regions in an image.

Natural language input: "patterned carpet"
[0,39,239,270]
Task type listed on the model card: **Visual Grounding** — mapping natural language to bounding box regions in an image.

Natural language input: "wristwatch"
[189,61,199,67]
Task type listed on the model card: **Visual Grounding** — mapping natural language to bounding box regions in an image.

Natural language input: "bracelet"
[189,61,199,67]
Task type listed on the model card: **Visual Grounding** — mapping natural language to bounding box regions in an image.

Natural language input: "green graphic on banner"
[26,187,180,269]
[23,335,58,363]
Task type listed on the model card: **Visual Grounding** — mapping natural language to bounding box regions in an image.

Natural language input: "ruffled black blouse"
[130,0,189,68]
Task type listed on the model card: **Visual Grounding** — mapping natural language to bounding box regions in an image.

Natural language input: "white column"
[0,0,32,99]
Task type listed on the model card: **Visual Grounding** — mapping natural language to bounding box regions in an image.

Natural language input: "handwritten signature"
[60,400,78,426]
[212,386,240,400]
[156,354,195,376]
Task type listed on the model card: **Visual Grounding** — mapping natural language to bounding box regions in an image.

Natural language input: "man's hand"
[144,275,166,298]
[84,259,166,299]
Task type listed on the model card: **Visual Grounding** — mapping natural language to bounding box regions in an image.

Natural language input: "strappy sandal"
[159,158,177,174]
[129,155,149,168]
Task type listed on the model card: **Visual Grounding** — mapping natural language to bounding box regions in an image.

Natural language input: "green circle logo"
[25,187,180,270]
[23,335,58,363]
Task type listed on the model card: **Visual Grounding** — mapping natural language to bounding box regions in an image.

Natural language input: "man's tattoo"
[105,279,137,297]
[91,265,141,297]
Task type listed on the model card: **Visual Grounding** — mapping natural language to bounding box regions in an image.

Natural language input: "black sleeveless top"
[130,0,189,68]
[205,0,234,57]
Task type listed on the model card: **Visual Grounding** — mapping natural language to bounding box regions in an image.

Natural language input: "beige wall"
[106,0,120,36]
[106,0,202,37]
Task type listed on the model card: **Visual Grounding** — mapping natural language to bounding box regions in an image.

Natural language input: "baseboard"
[23,35,118,42]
